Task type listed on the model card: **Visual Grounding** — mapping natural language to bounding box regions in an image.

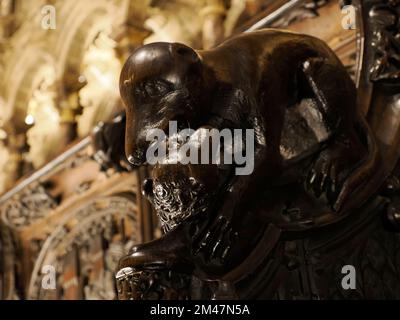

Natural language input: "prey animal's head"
[120,42,213,166]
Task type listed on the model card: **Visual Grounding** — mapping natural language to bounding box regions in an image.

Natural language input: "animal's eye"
[144,79,172,98]
[133,79,172,104]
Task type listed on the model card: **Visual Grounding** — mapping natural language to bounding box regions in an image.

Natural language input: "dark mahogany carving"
[369,0,400,82]
[108,1,400,300]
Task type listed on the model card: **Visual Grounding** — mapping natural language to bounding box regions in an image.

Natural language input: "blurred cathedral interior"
[0,0,359,299]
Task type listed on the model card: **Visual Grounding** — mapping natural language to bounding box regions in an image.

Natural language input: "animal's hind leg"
[300,57,367,210]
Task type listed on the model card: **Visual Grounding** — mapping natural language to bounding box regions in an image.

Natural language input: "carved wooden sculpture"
[108,1,400,300]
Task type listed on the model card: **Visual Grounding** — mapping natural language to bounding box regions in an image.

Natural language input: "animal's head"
[120,42,214,166]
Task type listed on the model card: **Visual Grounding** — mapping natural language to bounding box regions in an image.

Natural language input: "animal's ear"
[170,42,201,64]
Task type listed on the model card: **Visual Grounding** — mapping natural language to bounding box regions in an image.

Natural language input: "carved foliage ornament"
[271,0,330,28]
[1,184,57,229]
[28,195,138,300]
[369,0,400,83]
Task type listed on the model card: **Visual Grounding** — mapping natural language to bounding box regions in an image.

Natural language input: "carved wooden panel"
[0,138,149,300]
[27,194,138,299]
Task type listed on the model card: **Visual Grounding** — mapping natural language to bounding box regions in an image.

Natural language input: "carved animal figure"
[112,29,394,299]
[119,29,366,251]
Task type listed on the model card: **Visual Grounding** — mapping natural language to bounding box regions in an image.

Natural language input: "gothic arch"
[53,1,127,86]
[4,48,55,130]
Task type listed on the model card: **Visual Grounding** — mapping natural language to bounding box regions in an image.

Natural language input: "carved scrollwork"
[0,184,57,229]
[27,194,139,300]
[116,267,192,300]
[271,0,330,28]
[369,0,400,83]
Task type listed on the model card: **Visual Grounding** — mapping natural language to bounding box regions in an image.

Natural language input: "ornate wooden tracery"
[0,138,151,300]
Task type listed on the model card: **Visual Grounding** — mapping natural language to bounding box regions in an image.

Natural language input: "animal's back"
[198,29,345,93]
[219,29,341,64]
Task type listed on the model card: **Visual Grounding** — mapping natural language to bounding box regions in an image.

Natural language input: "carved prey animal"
[117,29,375,298]
[144,161,229,233]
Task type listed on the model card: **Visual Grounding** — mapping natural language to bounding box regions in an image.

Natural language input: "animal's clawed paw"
[306,140,365,209]
[307,149,341,204]
[193,214,239,264]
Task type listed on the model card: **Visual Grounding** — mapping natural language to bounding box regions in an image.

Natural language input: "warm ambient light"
[78,75,86,83]
[24,114,35,125]
[0,129,7,140]
[89,66,114,89]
